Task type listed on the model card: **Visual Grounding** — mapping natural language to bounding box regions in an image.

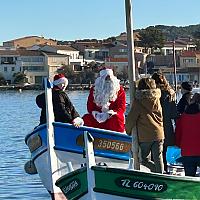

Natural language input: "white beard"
[94,76,120,110]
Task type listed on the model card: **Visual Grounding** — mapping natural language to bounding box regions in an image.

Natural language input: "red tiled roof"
[106,57,128,62]
[181,51,200,57]
[0,50,19,56]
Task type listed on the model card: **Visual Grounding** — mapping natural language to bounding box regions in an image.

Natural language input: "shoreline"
[0,84,130,91]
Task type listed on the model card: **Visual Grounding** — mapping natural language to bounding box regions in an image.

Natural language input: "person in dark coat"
[152,72,177,173]
[36,74,84,127]
[175,93,200,176]
[177,81,192,116]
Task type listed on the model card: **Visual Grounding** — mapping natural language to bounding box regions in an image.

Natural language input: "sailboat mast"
[125,0,140,171]
[173,40,177,91]
[125,0,136,104]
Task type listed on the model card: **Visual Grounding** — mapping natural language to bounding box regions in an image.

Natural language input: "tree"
[13,72,27,84]
[115,68,128,81]
[139,27,165,53]
[0,73,6,85]
[59,65,76,83]
[82,69,96,84]
[193,31,200,50]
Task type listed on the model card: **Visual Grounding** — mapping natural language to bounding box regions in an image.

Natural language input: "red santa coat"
[83,85,126,132]
[175,113,200,156]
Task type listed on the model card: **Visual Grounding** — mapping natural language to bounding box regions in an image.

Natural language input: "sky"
[0,0,200,44]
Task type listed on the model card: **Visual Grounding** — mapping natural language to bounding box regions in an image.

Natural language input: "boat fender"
[24,160,38,175]
[81,163,86,167]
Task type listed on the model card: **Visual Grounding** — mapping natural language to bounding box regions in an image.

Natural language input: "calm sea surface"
[0,90,90,200]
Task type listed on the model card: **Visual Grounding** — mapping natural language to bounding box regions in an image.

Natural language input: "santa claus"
[83,68,126,133]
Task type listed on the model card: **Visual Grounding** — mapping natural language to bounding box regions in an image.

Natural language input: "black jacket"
[36,89,80,125]
[160,90,177,146]
[185,102,200,114]
[177,92,191,115]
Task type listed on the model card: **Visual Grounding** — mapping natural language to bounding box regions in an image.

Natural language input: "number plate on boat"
[115,177,167,192]
[76,135,131,153]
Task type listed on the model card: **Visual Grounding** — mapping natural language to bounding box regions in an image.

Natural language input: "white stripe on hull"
[34,149,130,193]
[49,192,67,200]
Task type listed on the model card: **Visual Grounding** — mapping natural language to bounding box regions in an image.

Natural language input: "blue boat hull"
[25,123,132,193]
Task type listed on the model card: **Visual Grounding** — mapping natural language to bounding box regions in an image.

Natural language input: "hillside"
[135,24,200,40]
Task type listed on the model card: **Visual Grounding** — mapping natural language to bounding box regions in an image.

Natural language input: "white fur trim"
[100,69,113,77]
[53,77,68,86]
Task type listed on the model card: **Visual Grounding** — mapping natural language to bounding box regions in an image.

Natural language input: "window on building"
[35,76,43,84]
[23,66,44,71]
[4,67,7,72]
[103,51,109,58]
[1,57,15,64]
[119,49,127,53]
[22,57,31,62]
[32,57,44,62]
[52,57,57,63]
[183,58,194,63]
[12,67,15,71]
[88,51,92,57]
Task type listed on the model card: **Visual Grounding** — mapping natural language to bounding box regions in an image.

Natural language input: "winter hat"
[53,74,68,87]
[181,81,192,91]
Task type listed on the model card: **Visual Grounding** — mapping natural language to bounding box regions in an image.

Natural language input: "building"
[178,51,200,83]
[3,36,57,48]
[161,40,195,56]
[29,44,84,71]
[42,51,69,82]
[0,50,21,83]
[72,40,112,63]
[0,49,69,84]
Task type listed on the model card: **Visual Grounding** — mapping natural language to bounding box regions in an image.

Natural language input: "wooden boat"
[55,131,200,200]
[25,122,133,196]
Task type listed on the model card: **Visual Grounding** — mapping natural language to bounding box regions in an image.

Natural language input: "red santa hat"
[53,74,68,87]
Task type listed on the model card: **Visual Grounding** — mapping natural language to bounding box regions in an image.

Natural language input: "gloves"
[92,111,109,123]
[72,117,84,128]
[106,110,117,116]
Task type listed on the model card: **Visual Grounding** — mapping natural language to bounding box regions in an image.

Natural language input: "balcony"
[1,61,16,64]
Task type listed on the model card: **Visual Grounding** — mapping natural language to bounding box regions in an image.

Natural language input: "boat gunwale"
[92,166,200,182]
